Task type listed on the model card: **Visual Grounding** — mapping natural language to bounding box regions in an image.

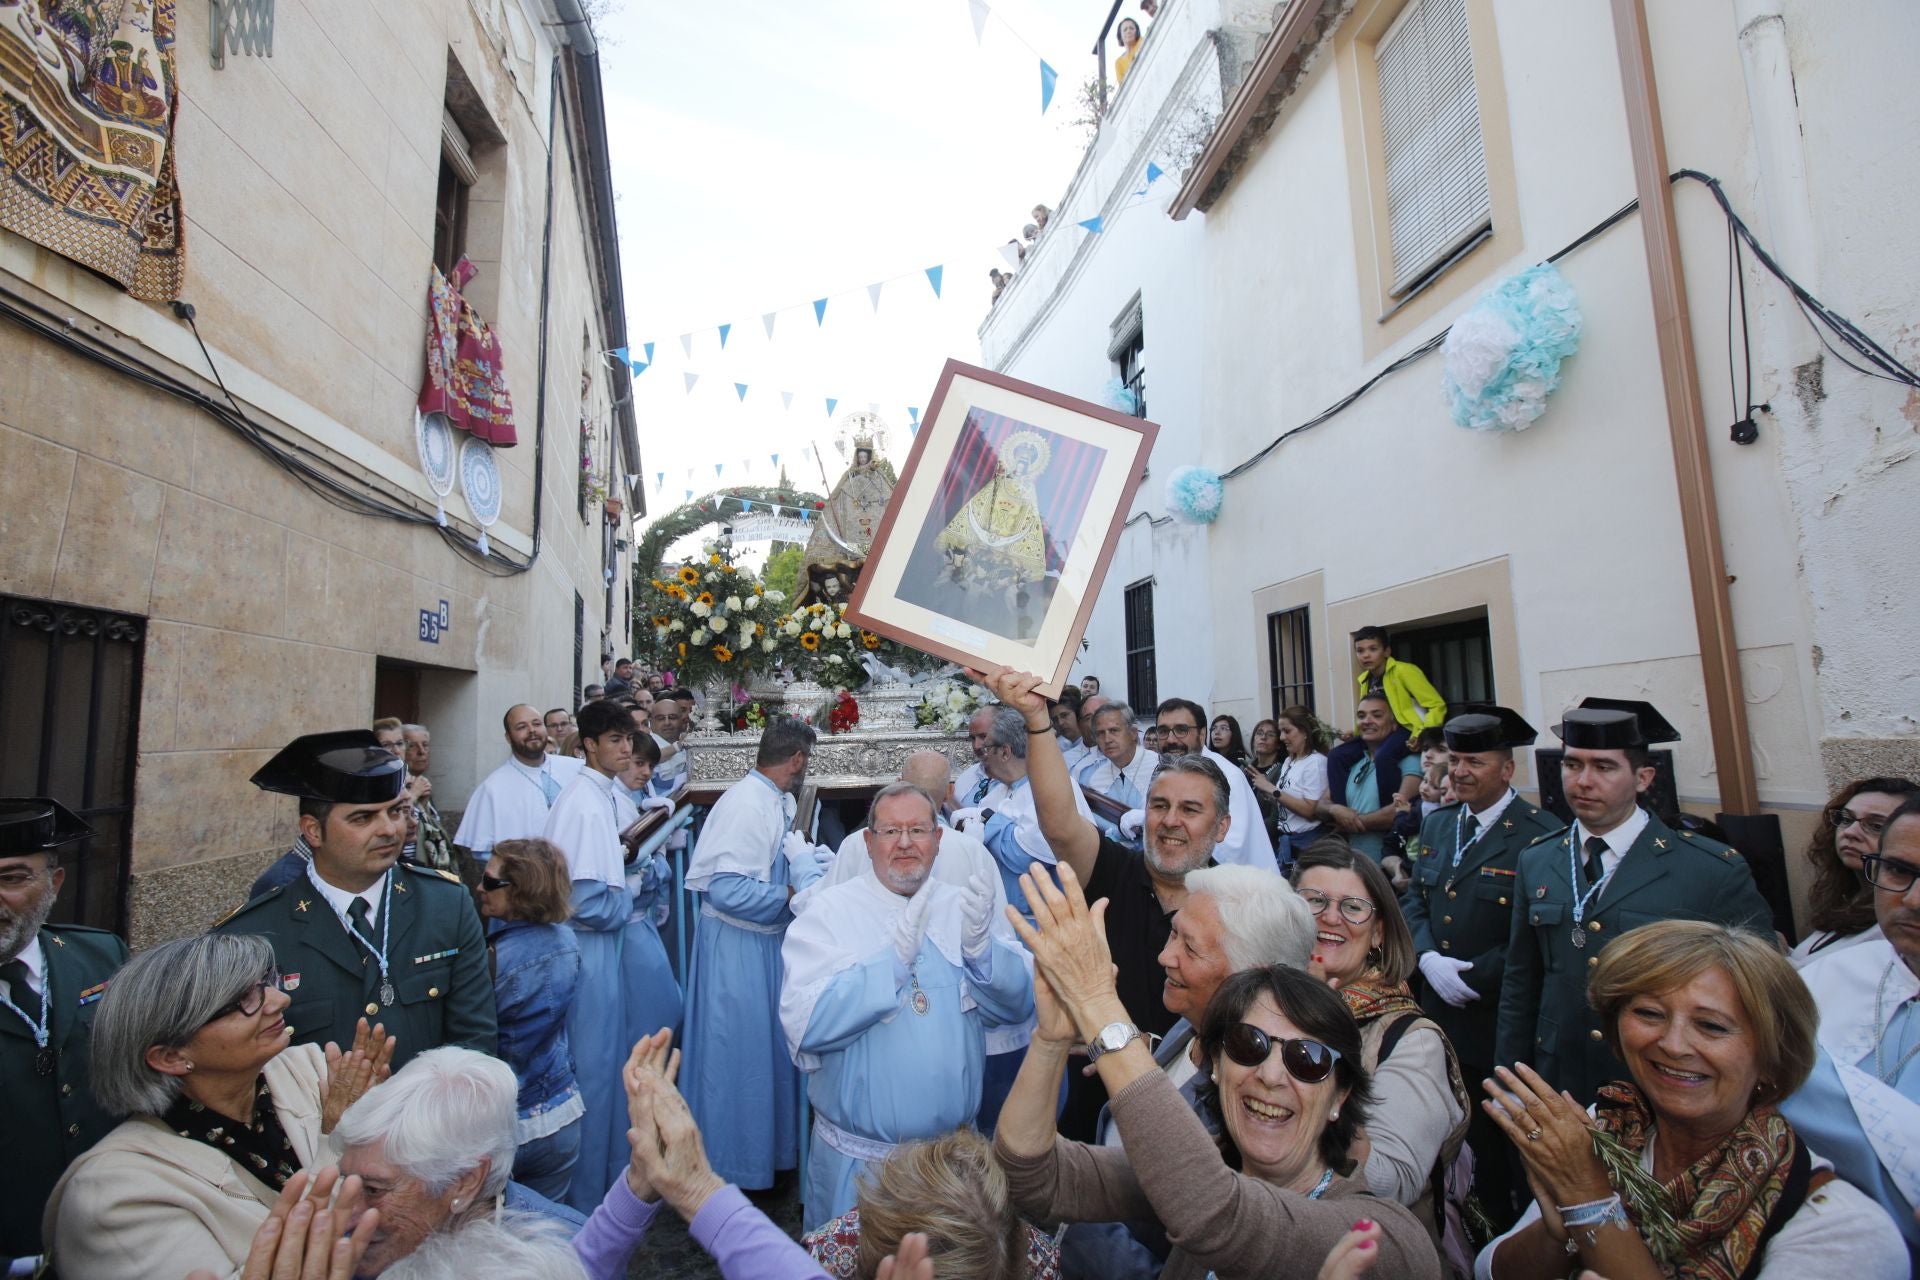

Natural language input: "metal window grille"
[1391,616,1494,707]
[1376,0,1491,295]
[1123,579,1157,713]
[432,153,470,277]
[1267,606,1314,717]
[1108,293,1147,418]
[0,596,143,933]
[573,590,586,707]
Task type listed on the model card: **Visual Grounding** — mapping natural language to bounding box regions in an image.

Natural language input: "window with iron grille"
[573,590,585,707]
[1376,0,1490,296]
[1107,293,1147,418]
[432,113,473,276]
[0,596,142,933]
[1267,606,1314,717]
[1390,613,1494,708]
[1123,579,1157,713]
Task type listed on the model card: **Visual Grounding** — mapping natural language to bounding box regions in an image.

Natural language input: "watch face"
[1099,1022,1132,1050]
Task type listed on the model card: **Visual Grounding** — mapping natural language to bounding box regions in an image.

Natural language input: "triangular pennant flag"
[685,489,694,500]
[679,333,693,358]
[740,500,751,513]
[1146,161,1164,183]
[611,346,629,365]
[910,420,921,437]
[968,0,989,44]
[763,311,777,339]
[925,265,943,298]
[867,281,884,312]
[714,463,724,477]
[625,473,639,491]
[631,359,649,376]
[1040,60,1058,113]
[684,372,699,393]
[654,471,664,489]
[735,382,749,401]
[908,406,921,424]
[998,240,1023,268]
[826,397,839,417]
[718,323,732,349]
[771,453,780,466]
[1078,216,1105,233]
[644,342,655,364]
[813,297,829,326]
[781,390,794,411]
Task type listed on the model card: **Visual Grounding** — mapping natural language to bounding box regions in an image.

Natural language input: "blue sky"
[598,0,1118,528]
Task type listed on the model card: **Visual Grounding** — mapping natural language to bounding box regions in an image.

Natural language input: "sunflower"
[652,615,670,628]
[677,566,702,586]
[713,644,734,662]
[696,592,715,607]
[798,631,821,651]
[664,584,687,600]
[755,622,766,638]
[709,553,722,565]
[860,631,882,650]
[677,642,688,659]
[651,579,667,590]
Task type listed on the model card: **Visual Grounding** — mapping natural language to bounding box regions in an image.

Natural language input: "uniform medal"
[35,1045,55,1076]
[908,971,930,1016]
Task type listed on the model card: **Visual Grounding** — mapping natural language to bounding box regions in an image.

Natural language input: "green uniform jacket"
[0,923,129,1259]
[1400,795,1560,1068]
[214,862,496,1070]
[1493,811,1772,1105]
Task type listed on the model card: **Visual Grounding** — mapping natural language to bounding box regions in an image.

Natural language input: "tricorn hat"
[1553,697,1680,750]
[1442,705,1538,753]
[0,798,91,856]
[251,730,406,804]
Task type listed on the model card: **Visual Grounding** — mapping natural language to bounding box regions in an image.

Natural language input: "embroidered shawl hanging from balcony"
[419,257,518,446]
[0,0,185,301]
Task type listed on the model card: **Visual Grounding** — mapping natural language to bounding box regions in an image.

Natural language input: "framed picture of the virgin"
[846,360,1157,696]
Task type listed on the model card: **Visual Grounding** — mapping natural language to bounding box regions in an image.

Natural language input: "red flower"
[827,691,861,734]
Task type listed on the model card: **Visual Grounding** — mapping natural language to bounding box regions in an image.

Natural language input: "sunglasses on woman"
[1222,1023,1342,1083]
[480,873,513,892]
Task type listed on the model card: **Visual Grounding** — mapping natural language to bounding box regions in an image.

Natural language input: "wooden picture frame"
[846,360,1157,697]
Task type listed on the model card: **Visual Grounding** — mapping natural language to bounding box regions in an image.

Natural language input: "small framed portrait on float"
[846,359,1157,697]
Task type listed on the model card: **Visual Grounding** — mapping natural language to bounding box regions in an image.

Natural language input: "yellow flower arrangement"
[860,631,882,650]
[712,644,734,662]
[696,592,715,607]
[799,631,821,651]
[677,566,702,586]
[677,642,688,659]
[664,584,687,601]
[652,615,670,628]
[755,622,766,638]
[708,553,721,565]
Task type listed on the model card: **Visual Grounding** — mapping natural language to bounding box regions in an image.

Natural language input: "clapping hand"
[621,1029,678,1204]
[1007,863,1115,1039]
[960,873,995,959]
[320,1019,396,1135]
[624,1029,726,1221]
[892,883,935,969]
[1480,1063,1611,1237]
[1316,1220,1383,1280]
[186,1166,377,1280]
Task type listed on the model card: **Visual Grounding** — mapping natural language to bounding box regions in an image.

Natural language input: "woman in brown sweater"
[994,864,1440,1280]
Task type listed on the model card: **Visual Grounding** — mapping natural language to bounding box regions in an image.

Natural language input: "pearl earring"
[1330,1109,1339,1120]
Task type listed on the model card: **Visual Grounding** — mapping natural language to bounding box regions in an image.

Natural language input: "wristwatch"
[1085,1020,1143,1062]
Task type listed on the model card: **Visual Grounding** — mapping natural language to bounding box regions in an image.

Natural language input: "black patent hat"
[1553,697,1680,749]
[251,730,406,803]
[1442,705,1537,753]
[0,798,91,855]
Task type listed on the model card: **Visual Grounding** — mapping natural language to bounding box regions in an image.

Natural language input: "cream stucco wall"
[0,0,636,945]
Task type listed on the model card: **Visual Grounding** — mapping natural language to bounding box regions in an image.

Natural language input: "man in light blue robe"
[542,699,675,1212]
[780,782,1034,1230]
[681,718,830,1189]
[1075,701,1159,851]
[1780,798,1920,1265]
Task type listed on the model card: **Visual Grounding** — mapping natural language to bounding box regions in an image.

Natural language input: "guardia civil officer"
[1400,706,1557,1226]
[1493,699,1771,1105]
[0,798,129,1266]
[214,732,496,1069]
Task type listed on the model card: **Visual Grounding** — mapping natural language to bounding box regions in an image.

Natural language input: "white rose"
[725,596,743,612]
[690,628,708,645]
[785,621,801,637]
[705,573,719,583]
[690,600,711,618]
[669,620,685,633]
[763,638,778,653]
[710,616,728,633]
[764,589,786,604]
[810,616,825,632]
[826,655,841,665]
[946,690,968,710]
[836,623,852,639]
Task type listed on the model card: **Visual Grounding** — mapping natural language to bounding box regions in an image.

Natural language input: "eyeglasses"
[1298,890,1377,926]
[210,968,284,1023]
[481,873,513,892]
[872,826,936,843]
[1221,1023,1343,1083]
[1861,855,1918,895]
[1827,808,1892,839]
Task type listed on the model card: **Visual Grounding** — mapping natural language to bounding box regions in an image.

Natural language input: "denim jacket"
[488,919,581,1117]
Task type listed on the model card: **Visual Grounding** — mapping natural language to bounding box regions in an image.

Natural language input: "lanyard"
[1452,791,1508,866]
[1567,823,1615,928]
[0,973,49,1056]
[311,863,396,1006]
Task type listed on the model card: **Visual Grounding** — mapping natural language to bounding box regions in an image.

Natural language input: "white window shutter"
[1377,0,1491,294]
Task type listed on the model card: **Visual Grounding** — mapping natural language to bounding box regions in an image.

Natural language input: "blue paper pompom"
[1102,377,1141,416]
[1166,465,1224,524]
[1442,263,1582,432]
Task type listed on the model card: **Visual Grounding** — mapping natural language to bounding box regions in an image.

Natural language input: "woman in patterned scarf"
[1476,920,1908,1280]
[1291,841,1473,1271]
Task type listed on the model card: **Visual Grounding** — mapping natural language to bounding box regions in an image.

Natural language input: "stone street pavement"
[624,1178,805,1278]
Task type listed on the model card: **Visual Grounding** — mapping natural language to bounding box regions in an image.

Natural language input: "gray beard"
[1144,838,1213,880]
[0,886,57,965]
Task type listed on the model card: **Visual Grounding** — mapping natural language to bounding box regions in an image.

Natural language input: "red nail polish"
[1357,1240,1375,1250]
[1352,1219,1373,1230]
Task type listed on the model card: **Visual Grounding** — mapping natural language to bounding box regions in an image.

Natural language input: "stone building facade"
[981,0,1920,925]
[0,0,639,946]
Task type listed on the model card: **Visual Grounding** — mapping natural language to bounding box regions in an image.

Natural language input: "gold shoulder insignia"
[212,901,249,928]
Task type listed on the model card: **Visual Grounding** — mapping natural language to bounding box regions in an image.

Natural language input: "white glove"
[892,886,935,969]
[639,795,675,814]
[1418,952,1479,1007]
[1118,809,1145,840]
[949,806,983,833]
[781,830,822,876]
[960,873,995,959]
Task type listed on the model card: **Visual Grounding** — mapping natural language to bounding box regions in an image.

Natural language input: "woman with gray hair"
[44,933,392,1279]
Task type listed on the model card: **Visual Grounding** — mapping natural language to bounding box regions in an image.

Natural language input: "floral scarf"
[1338,975,1424,1026]
[1592,1082,1798,1280]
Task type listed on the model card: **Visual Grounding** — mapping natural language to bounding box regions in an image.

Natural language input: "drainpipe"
[1608,1,1762,816]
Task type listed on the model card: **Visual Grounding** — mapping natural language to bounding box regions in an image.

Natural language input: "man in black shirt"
[980,666,1232,1138]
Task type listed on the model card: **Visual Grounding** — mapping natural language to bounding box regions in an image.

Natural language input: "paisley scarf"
[1338,975,1424,1026]
[1592,1082,1798,1280]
